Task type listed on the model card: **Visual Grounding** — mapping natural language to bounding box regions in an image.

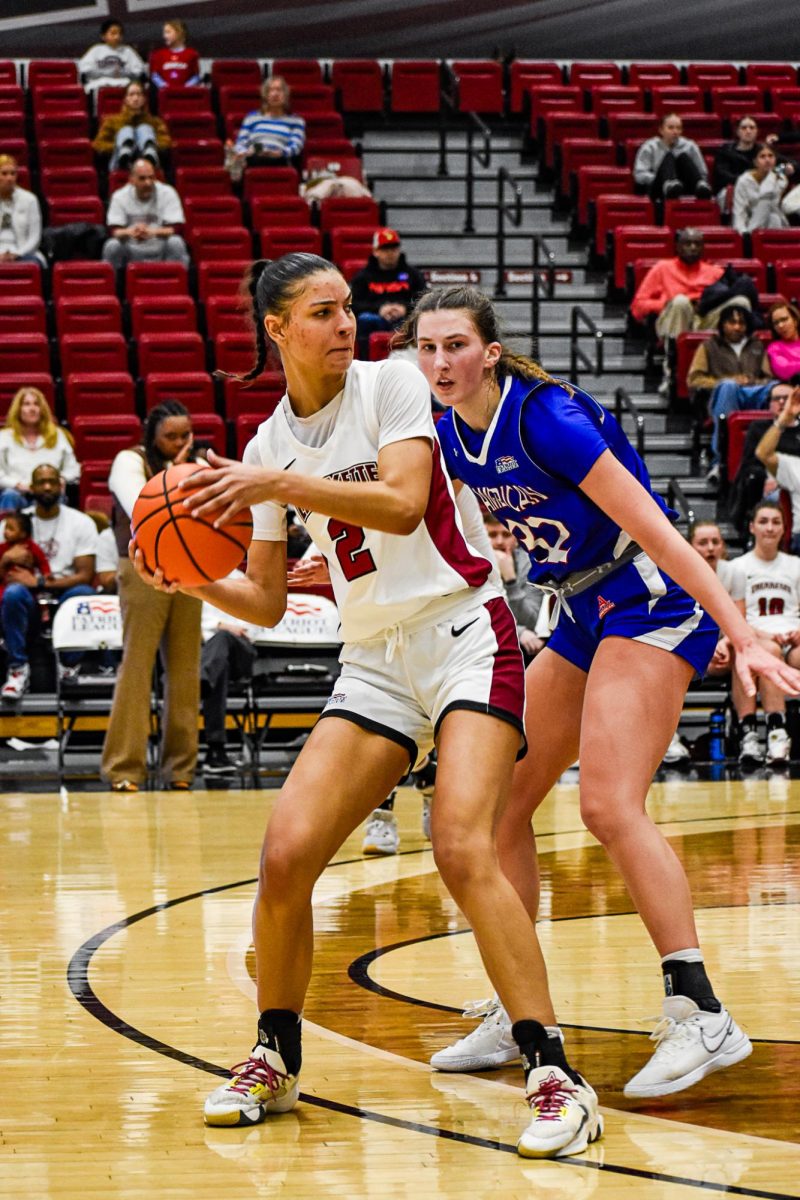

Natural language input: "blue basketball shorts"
[545,553,719,677]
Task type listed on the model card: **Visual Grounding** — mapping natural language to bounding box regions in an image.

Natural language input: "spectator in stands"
[0,511,50,603]
[756,382,800,555]
[484,511,547,662]
[231,76,305,171]
[150,18,201,89]
[102,401,202,792]
[0,154,45,268]
[766,301,800,381]
[92,81,171,172]
[200,570,258,775]
[726,381,800,535]
[687,522,734,682]
[86,509,119,595]
[0,387,80,513]
[102,158,189,270]
[633,113,712,201]
[686,304,774,477]
[726,500,800,766]
[732,144,789,235]
[78,19,146,94]
[351,228,427,357]
[712,117,761,200]
[0,464,98,701]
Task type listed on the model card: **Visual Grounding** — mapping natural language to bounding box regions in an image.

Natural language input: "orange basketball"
[131,461,253,587]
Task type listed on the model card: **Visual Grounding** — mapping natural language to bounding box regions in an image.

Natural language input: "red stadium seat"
[614,225,673,292]
[272,59,324,86]
[175,166,232,197]
[451,61,504,114]
[258,226,322,258]
[662,198,721,231]
[197,261,252,302]
[0,374,54,419]
[40,165,99,200]
[627,63,681,89]
[677,112,723,141]
[187,226,252,262]
[689,226,742,258]
[304,112,345,142]
[0,112,25,141]
[724,258,767,292]
[35,110,90,142]
[560,138,615,198]
[339,257,369,280]
[576,165,632,227]
[107,166,165,195]
[37,140,93,171]
[64,373,136,421]
[0,335,50,376]
[751,228,800,264]
[46,196,105,226]
[125,261,189,301]
[542,113,598,170]
[32,84,86,114]
[607,111,656,152]
[0,84,24,114]
[595,194,653,258]
[167,113,219,141]
[189,412,226,455]
[686,63,740,92]
[71,415,141,465]
[218,85,260,121]
[1,139,28,166]
[0,63,18,85]
[745,64,797,91]
[51,260,113,300]
[144,372,215,413]
[590,86,644,117]
[318,195,380,232]
[223,373,285,420]
[214,332,258,376]
[329,225,376,269]
[131,296,197,337]
[771,88,800,120]
[508,61,562,114]
[390,61,440,113]
[303,137,357,165]
[290,84,336,114]
[570,62,622,90]
[0,262,43,297]
[157,87,213,118]
[710,86,762,123]
[0,296,46,337]
[171,140,225,170]
[304,154,363,183]
[368,332,393,361]
[60,333,128,377]
[27,60,78,89]
[774,261,800,303]
[675,331,712,401]
[242,166,301,201]
[236,414,263,456]
[210,60,261,94]
[528,86,582,136]
[183,194,243,230]
[56,296,122,338]
[331,61,384,113]
[725,410,774,480]
[95,86,128,119]
[137,332,205,377]
[650,86,704,116]
[250,194,310,229]
[204,295,251,338]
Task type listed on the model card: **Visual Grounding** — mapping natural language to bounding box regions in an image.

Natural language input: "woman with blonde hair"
[230,76,305,171]
[0,387,80,512]
[0,154,45,267]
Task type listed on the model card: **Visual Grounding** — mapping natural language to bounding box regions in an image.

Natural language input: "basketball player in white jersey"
[132,254,602,1158]
[728,500,800,763]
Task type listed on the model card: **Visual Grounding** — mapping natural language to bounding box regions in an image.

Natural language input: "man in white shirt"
[1,465,98,701]
[102,158,189,270]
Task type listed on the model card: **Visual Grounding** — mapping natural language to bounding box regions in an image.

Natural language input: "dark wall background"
[3,0,799,62]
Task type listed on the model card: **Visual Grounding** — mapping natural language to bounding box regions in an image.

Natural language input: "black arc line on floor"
[66,868,799,1200]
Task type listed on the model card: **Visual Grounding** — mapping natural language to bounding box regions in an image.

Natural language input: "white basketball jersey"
[247,359,496,642]
[729,549,800,634]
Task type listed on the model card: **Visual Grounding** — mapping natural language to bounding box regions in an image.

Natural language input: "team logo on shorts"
[494,455,520,474]
[597,595,615,619]
[325,692,347,706]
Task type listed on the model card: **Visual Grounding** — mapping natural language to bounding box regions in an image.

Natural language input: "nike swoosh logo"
[700,1017,735,1055]
[452,617,479,638]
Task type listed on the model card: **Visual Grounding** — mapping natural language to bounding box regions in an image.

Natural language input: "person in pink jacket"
[766,301,800,380]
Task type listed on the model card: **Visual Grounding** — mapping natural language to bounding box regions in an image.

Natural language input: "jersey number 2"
[327,519,377,581]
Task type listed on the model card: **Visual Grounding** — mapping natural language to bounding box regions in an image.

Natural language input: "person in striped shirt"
[232,77,305,169]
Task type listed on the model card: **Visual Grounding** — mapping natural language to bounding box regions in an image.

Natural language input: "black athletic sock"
[662,959,721,1014]
[767,711,786,730]
[377,792,395,812]
[740,714,758,734]
[257,1008,302,1076]
[511,1019,581,1086]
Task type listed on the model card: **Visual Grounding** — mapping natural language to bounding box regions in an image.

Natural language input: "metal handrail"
[614,386,646,459]
[569,306,604,381]
[666,477,696,527]
[463,112,492,233]
[494,167,523,300]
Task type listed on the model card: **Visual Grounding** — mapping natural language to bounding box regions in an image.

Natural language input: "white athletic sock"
[545,1025,564,1042]
[661,947,703,965]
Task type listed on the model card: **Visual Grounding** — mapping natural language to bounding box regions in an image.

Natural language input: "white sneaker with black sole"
[623,996,752,1098]
[738,727,763,766]
[766,726,791,765]
[430,999,519,1071]
[517,1066,603,1158]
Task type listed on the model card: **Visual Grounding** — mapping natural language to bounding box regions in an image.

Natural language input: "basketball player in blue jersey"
[405,285,800,1099]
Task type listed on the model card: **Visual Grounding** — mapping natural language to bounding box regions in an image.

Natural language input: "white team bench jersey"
[729,548,800,635]
[245,358,496,643]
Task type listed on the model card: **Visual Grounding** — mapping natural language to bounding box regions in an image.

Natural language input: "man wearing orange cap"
[351,228,427,357]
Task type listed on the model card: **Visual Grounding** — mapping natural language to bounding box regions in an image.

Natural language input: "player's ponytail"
[220,253,341,384]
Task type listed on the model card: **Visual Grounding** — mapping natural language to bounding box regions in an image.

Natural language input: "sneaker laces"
[461,997,499,1021]
[526,1072,577,1120]
[647,1014,699,1059]
[227,1053,289,1098]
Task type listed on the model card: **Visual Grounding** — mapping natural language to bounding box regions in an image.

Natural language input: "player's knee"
[432,824,493,898]
[579,792,624,845]
[258,823,317,897]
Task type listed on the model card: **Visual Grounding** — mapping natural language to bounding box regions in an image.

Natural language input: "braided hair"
[397,285,572,395]
[143,399,193,476]
[225,253,341,384]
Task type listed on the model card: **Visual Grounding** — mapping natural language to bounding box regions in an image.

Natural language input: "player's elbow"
[393,498,427,536]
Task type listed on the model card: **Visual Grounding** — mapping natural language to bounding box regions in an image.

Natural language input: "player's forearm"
[182,574,286,628]
[271,472,426,535]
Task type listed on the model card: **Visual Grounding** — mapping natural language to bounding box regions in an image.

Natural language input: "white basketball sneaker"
[430,999,519,1071]
[362,807,399,855]
[623,996,752,1098]
[766,726,791,765]
[517,1066,603,1158]
[204,1043,299,1126]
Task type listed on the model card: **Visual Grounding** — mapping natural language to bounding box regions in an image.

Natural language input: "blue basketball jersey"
[435,374,675,585]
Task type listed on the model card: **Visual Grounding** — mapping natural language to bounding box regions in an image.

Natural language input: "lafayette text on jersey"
[436,374,675,585]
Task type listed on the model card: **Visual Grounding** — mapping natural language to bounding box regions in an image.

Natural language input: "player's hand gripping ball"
[131,462,253,587]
